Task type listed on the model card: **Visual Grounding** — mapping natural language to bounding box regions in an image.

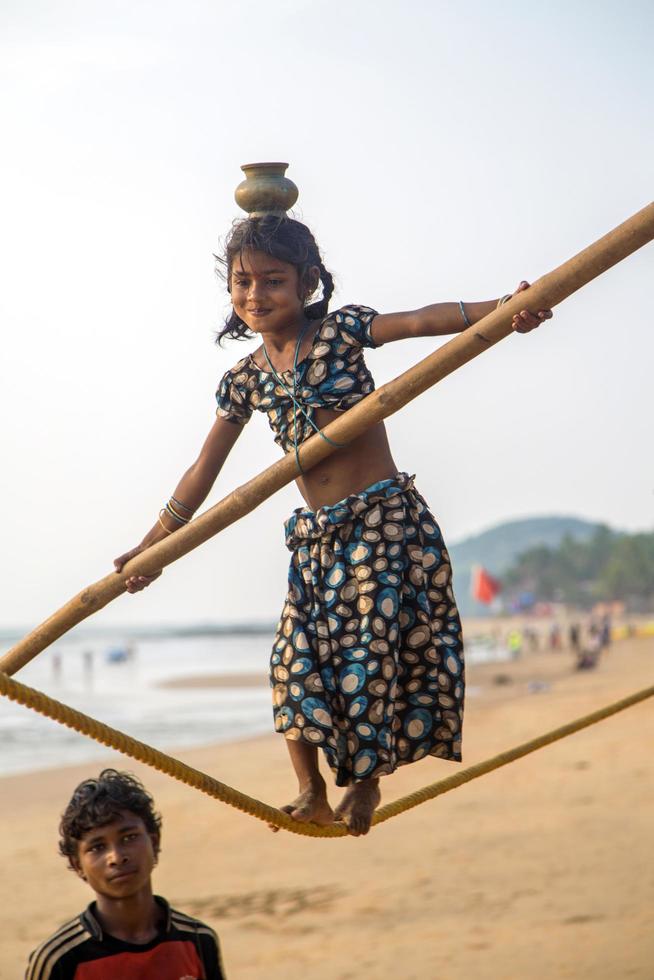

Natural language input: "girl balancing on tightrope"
[114,215,552,836]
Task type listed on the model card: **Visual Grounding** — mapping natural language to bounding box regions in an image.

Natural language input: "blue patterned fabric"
[271,473,465,786]
[215,304,378,452]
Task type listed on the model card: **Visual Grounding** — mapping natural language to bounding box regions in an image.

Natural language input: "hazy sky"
[1,0,652,631]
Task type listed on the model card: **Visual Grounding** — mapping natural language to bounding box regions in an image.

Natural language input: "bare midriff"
[295,408,398,511]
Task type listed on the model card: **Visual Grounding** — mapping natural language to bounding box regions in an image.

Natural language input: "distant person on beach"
[26,769,225,979]
[575,623,602,671]
[568,622,580,654]
[82,650,94,690]
[507,628,523,660]
[549,622,562,651]
[524,626,539,653]
[113,214,552,835]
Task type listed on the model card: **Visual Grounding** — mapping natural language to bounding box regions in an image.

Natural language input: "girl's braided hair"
[215,214,335,344]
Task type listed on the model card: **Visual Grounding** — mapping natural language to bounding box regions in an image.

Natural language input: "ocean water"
[0,632,274,777]
[0,630,504,778]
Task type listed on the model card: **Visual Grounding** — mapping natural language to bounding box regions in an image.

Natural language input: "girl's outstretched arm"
[370,280,552,346]
[113,417,244,593]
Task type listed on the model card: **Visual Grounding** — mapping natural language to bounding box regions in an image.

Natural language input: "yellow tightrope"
[1,670,652,837]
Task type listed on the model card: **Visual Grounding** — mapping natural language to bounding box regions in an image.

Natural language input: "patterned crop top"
[215,304,379,454]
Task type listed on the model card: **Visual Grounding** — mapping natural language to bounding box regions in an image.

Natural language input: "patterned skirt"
[270,473,464,786]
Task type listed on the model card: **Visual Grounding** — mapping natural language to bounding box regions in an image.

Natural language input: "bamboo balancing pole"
[1,200,653,676]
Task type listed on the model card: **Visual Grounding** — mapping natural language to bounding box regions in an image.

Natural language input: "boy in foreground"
[26,768,226,979]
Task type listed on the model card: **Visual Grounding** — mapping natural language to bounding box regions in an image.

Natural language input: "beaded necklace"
[261,322,343,474]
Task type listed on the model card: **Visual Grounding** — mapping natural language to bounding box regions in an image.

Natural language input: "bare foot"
[333,778,381,836]
[270,780,334,833]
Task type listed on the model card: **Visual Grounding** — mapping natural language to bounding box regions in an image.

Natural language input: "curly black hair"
[215,213,335,345]
[58,769,162,868]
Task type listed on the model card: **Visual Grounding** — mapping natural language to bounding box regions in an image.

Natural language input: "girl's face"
[230,249,317,335]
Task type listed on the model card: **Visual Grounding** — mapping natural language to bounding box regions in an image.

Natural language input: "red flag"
[471,565,502,604]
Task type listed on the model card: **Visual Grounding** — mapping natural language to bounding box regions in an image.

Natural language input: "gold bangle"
[166,501,189,524]
[158,511,174,535]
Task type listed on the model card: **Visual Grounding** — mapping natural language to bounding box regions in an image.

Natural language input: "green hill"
[448,516,602,617]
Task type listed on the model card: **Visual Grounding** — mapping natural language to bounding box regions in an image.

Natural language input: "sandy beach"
[1,633,652,980]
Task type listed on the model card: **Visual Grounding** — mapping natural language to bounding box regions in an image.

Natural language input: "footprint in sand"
[175,884,344,920]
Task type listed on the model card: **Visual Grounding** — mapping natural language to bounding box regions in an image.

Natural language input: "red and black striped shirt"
[26,897,225,979]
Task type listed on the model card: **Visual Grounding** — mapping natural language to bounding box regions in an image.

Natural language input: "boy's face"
[72,809,159,901]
